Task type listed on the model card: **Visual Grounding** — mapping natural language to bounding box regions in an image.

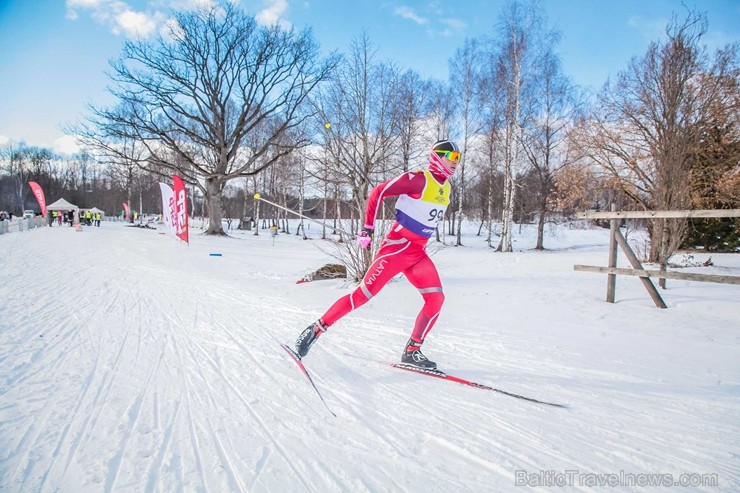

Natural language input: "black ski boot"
[401,338,437,369]
[295,320,327,358]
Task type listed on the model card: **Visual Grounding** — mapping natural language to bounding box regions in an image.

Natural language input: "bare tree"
[521,44,583,249]
[686,44,740,250]
[492,0,543,252]
[425,80,456,141]
[424,80,456,244]
[572,9,731,281]
[0,141,31,213]
[396,69,432,173]
[477,44,507,248]
[75,2,339,235]
[89,137,150,221]
[303,116,347,239]
[0,143,59,213]
[318,32,406,280]
[449,38,484,246]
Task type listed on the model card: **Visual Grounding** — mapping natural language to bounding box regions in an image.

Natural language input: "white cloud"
[67,0,291,38]
[67,0,102,8]
[65,0,103,22]
[65,0,166,39]
[165,0,218,10]
[0,135,9,146]
[435,17,465,38]
[160,17,184,40]
[393,4,465,38]
[255,0,291,29]
[54,135,82,155]
[393,6,428,26]
[115,9,159,37]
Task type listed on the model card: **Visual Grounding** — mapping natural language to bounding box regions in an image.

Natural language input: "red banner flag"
[172,175,189,244]
[28,181,47,217]
[123,202,130,220]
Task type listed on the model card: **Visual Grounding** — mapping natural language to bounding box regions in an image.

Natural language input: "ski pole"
[253,193,353,238]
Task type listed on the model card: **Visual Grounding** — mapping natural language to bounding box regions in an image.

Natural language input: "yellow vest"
[394,170,451,238]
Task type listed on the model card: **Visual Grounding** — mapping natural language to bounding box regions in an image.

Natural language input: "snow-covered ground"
[1,220,738,492]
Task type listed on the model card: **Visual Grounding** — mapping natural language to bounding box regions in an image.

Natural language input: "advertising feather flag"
[172,175,189,244]
[159,182,175,235]
[28,181,47,218]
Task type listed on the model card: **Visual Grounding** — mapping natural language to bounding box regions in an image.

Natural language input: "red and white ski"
[279,343,337,417]
[391,363,568,408]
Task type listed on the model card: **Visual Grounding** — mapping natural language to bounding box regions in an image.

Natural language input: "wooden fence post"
[613,230,668,309]
[575,208,740,307]
[606,204,618,303]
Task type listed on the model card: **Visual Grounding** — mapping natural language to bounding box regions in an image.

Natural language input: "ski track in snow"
[1,223,738,492]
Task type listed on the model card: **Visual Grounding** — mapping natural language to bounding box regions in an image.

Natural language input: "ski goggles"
[434,150,461,163]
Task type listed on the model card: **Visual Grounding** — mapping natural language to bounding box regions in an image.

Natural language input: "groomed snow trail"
[1,223,737,492]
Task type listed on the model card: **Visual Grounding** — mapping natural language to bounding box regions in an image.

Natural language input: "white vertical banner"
[159,182,175,236]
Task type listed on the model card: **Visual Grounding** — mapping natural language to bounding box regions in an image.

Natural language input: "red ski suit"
[320,169,451,343]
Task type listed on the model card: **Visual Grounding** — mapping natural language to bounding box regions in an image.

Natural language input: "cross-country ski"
[390,363,568,408]
[279,343,337,417]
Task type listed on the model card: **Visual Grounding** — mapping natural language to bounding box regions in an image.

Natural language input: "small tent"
[46,198,79,212]
[80,206,105,216]
[46,198,80,225]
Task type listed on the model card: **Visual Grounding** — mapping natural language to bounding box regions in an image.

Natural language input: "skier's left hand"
[357,228,373,249]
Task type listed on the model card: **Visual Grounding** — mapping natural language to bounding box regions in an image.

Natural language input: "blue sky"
[1,0,738,154]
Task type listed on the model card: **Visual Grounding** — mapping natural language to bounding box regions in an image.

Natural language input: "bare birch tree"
[424,80,456,244]
[396,69,432,173]
[493,0,542,252]
[521,45,583,250]
[449,38,484,246]
[477,42,507,248]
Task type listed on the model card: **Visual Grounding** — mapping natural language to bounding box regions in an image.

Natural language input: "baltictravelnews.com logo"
[514,469,719,488]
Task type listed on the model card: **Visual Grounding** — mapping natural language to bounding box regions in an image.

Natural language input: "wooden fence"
[573,207,740,308]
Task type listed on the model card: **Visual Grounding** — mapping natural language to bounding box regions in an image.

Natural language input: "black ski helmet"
[432,140,460,153]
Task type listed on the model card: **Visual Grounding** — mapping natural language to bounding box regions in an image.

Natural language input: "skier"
[295,139,461,369]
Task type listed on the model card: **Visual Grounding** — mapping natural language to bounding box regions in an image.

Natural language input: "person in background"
[294,139,461,369]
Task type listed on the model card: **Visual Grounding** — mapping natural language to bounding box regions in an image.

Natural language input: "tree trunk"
[535,199,546,250]
[486,175,495,248]
[499,160,515,252]
[321,186,328,239]
[455,211,463,246]
[204,178,226,235]
[239,179,250,230]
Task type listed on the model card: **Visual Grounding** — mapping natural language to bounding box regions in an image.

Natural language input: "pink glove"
[357,229,373,249]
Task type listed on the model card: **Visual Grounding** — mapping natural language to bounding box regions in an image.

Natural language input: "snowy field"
[1,219,738,492]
